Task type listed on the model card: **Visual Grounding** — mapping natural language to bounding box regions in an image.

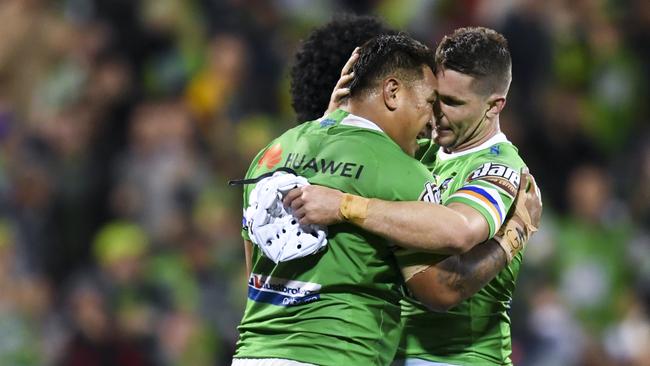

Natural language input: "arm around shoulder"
[358,199,490,255]
[402,239,508,311]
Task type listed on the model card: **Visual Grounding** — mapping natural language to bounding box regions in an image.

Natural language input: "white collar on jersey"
[436,132,511,161]
[339,113,384,132]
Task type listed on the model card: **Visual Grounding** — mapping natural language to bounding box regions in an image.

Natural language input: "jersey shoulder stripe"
[447,184,506,238]
[454,184,504,221]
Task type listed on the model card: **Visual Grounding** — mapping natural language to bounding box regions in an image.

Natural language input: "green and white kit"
[236,110,435,366]
[397,134,526,366]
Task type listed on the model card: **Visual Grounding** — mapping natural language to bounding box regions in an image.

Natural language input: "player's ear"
[486,95,506,119]
[383,78,400,111]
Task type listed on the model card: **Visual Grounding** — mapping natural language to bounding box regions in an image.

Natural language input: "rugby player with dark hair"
[234,33,439,366]
[290,14,397,123]
[286,26,541,366]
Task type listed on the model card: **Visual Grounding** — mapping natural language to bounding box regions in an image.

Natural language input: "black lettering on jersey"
[468,162,520,196]
[304,158,318,172]
[283,152,365,180]
[285,153,307,170]
[340,163,355,177]
[354,165,364,179]
[320,159,342,174]
[284,153,293,167]
[419,182,441,204]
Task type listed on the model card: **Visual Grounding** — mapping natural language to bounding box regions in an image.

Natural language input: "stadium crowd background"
[0,0,648,365]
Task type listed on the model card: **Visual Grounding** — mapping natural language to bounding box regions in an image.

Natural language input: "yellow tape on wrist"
[339,194,370,224]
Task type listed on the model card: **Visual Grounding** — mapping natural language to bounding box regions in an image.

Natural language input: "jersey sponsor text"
[248,273,322,306]
[468,162,519,196]
[284,153,365,179]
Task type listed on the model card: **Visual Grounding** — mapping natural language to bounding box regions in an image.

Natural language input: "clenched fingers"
[524,172,543,227]
[283,187,303,208]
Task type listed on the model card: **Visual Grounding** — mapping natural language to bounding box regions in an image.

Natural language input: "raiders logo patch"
[467,163,520,197]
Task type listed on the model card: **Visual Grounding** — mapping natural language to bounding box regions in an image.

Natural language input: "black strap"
[228,167,298,186]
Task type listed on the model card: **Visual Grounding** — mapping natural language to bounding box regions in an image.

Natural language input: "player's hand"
[283,185,345,226]
[494,167,542,262]
[522,169,542,230]
[323,47,360,117]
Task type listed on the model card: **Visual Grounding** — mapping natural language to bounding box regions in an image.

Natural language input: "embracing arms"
[404,240,508,311]
[284,186,489,255]
[402,173,541,310]
[284,170,542,310]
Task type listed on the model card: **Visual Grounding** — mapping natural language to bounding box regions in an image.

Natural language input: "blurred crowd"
[0,0,648,365]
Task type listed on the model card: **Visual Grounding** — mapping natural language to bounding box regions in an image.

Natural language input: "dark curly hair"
[290,14,397,123]
[436,27,512,95]
[348,34,435,97]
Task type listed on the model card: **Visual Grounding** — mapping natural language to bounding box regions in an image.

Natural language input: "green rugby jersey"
[236,110,435,366]
[397,133,526,365]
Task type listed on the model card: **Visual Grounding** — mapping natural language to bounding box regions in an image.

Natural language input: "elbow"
[439,208,485,255]
[408,279,463,312]
[445,234,474,256]
[419,292,462,312]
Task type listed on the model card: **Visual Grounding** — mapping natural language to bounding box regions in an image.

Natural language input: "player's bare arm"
[244,239,253,278]
[284,167,539,252]
[284,185,489,255]
[401,172,542,311]
[408,240,507,311]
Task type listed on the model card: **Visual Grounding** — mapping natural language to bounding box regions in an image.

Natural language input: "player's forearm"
[244,240,253,278]
[361,199,477,254]
[407,240,507,311]
[432,239,507,304]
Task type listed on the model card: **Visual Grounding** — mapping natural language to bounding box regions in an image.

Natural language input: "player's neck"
[447,118,501,153]
[345,100,387,132]
[346,99,416,156]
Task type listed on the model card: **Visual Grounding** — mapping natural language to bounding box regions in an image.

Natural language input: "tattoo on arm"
[435,240,507,301]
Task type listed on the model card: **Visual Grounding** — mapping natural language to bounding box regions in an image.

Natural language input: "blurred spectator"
[185,33,248,126]
[111,101,207,243]
[554,165,633,332]
[0,219,54,365]
[60,279,154,366]
[628,140,650,227]
[524,284,584,366]
[0,0,72,121]
[603,290,650,365]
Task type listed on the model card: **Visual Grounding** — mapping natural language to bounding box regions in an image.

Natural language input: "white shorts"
[232,358,317,366]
